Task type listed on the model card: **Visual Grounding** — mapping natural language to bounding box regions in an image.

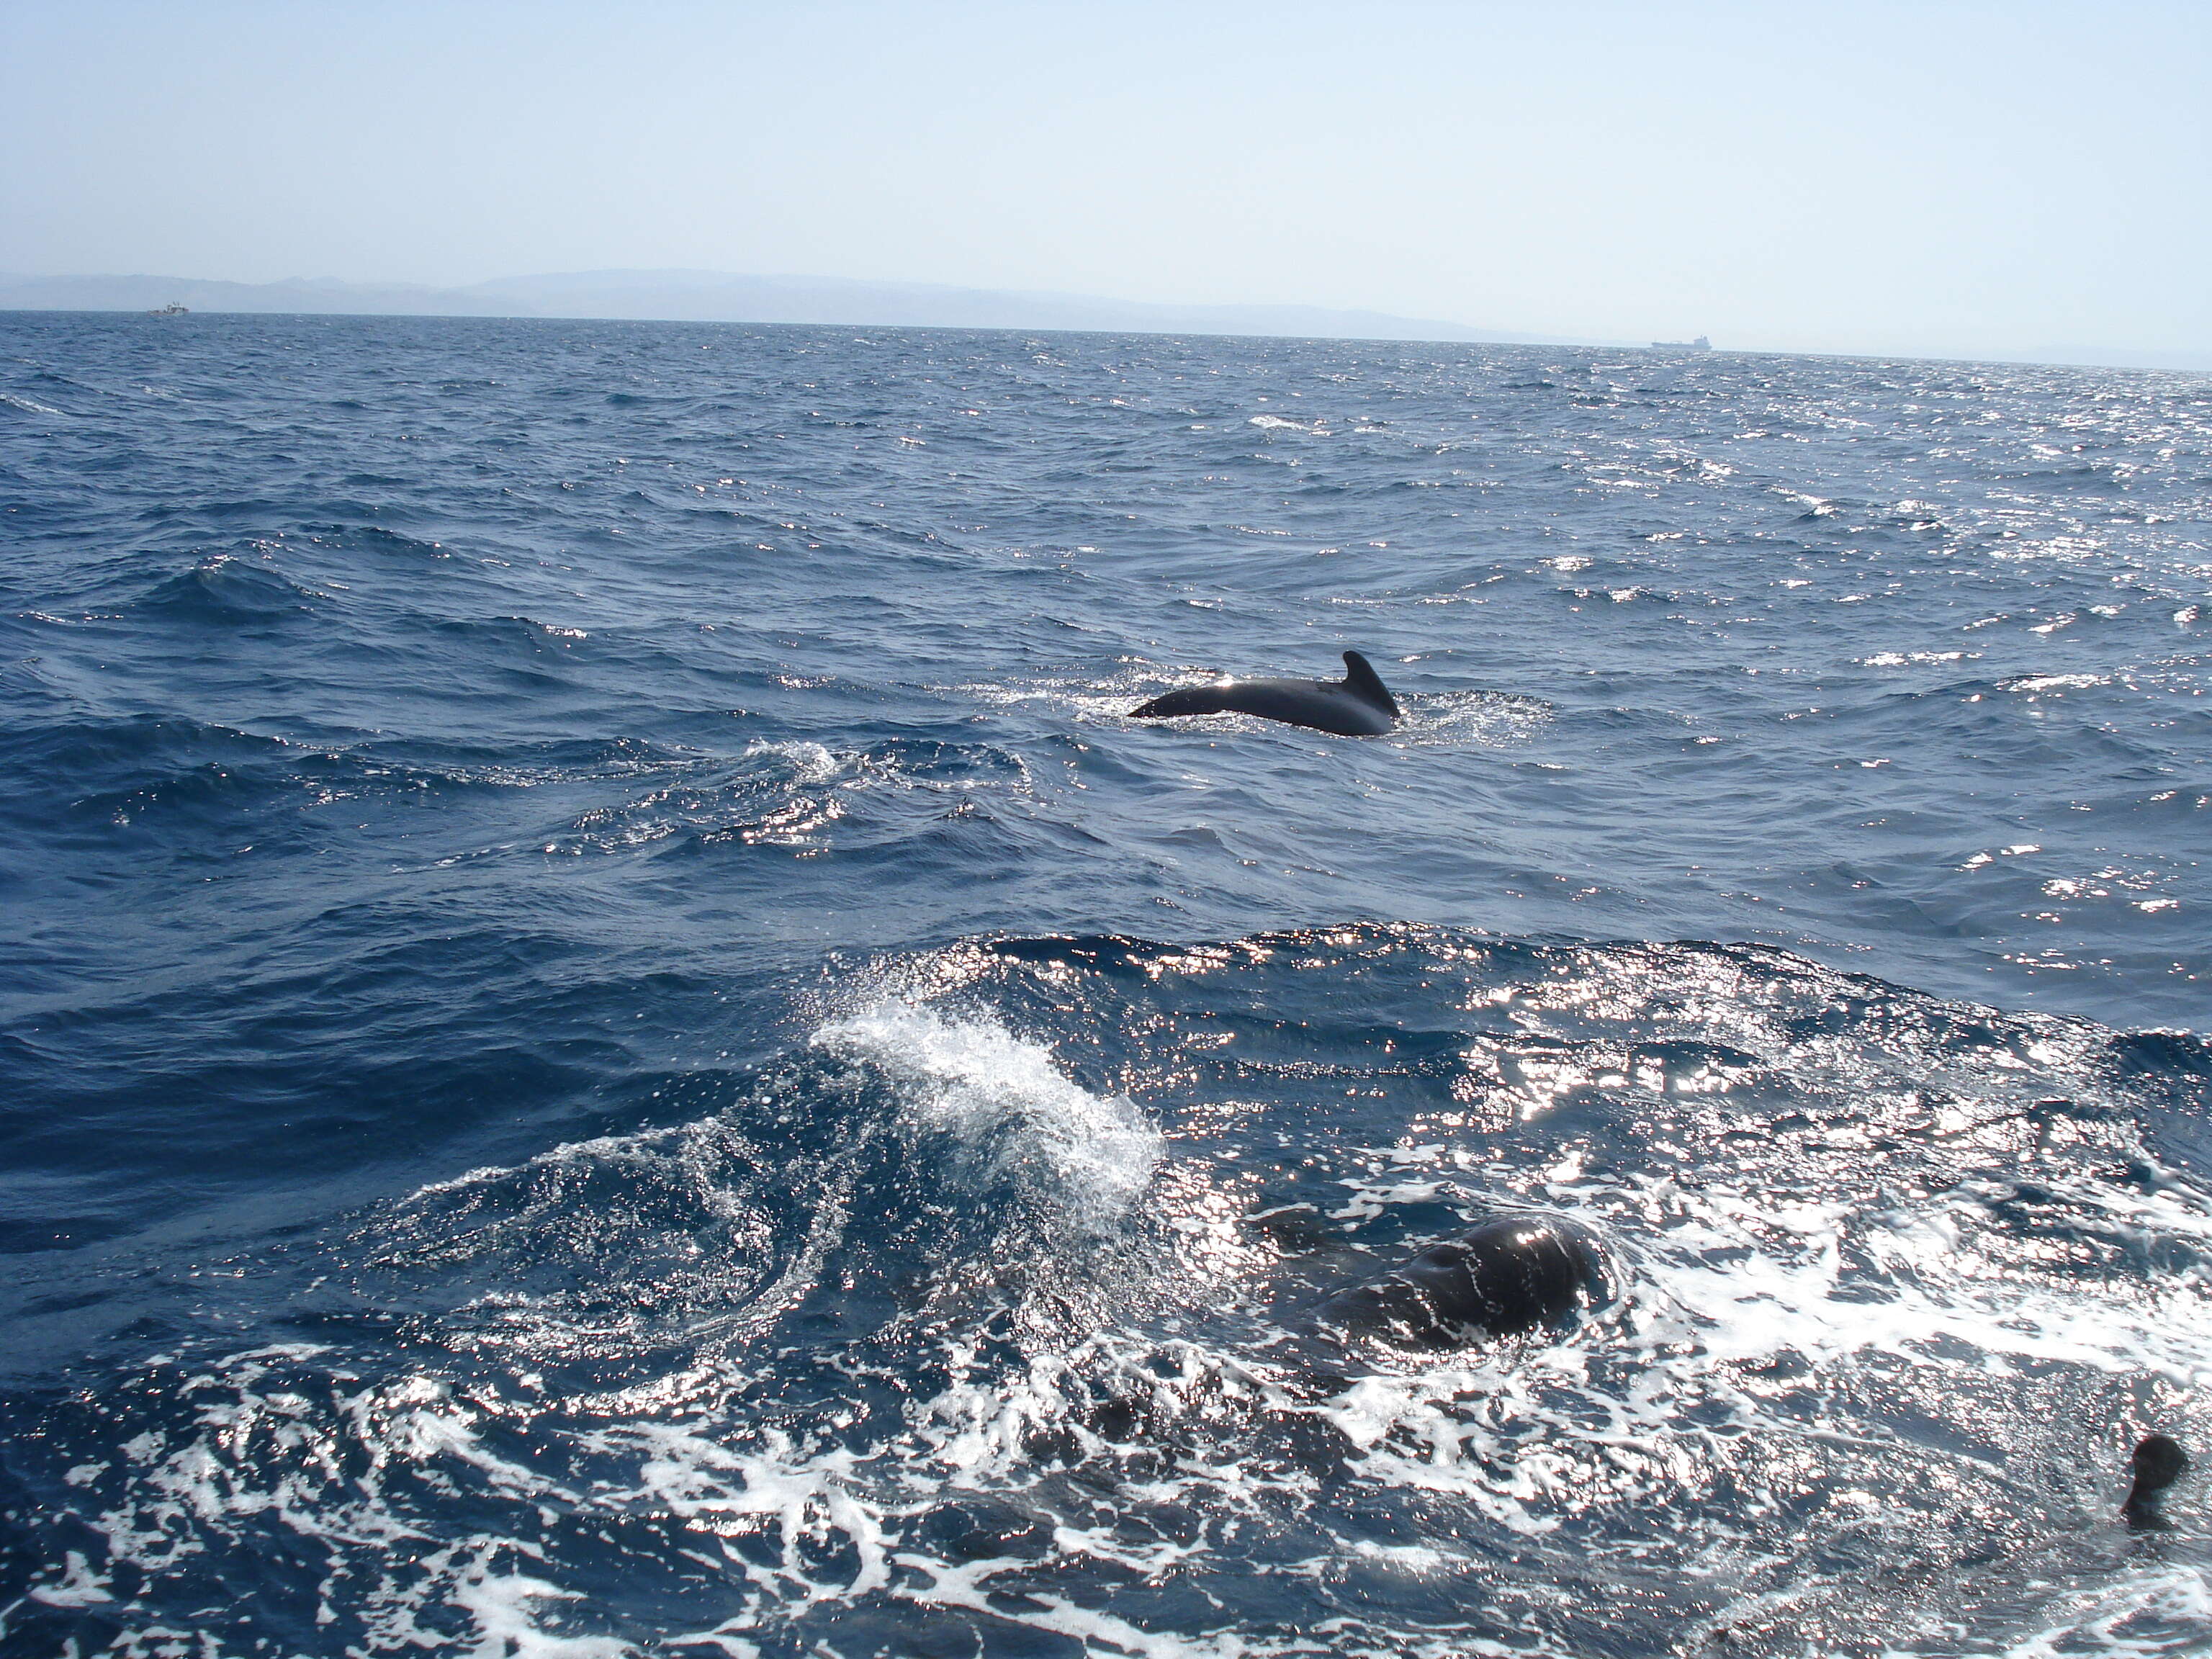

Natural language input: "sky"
[3,0,2208,359]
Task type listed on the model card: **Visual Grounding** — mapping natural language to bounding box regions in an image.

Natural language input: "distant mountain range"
[4,269,2204,370]
[0,267,1613,346]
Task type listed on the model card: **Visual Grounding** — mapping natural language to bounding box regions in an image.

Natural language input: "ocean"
[1,309,2208,1656]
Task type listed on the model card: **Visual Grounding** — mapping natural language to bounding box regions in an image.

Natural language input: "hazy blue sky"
[4,0,2206,356]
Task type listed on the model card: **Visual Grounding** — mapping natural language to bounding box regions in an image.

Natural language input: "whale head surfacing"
[2125,1434,2190,1529]
[1312,1215,1611,1349]
[1130,650,1401,737]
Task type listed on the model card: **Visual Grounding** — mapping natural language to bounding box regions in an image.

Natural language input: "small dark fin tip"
[2124,1434,2189,1529]
[2134,1434,2190,1488]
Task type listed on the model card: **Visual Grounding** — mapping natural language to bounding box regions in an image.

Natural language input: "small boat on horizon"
[1651,334,1711,350]
[149,301,189,316]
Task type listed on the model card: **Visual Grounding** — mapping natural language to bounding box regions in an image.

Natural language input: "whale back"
[1313,1216,1611,1347]
[1129,683,1241,720]
[1129,651,1401,736]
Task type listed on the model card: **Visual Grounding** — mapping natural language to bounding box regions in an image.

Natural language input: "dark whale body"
[2125,1434,2190,1529]
[1130,650,1401,737]
[1313,1215,1611,1348]
[1060,1214,1612,1475]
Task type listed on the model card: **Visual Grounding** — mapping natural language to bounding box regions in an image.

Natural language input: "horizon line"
[3,266,2208,376]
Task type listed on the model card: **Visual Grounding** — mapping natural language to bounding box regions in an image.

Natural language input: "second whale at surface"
[1130,650,1401,737]
[1310,1215,1611,1348]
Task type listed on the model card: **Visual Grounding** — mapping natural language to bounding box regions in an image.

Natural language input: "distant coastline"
[2,269,2204,372]
[0,268,1611,349]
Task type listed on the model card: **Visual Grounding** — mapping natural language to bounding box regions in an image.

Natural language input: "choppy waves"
[2,313,2209,1655]
[5,930,2211,1655]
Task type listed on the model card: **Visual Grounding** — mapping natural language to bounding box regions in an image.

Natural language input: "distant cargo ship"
[149,302,189,316]
[1651,334,1710,350]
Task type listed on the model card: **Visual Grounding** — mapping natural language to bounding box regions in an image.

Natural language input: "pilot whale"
[2125,1434,2190,1529]
[1130,650,1401,737]
[1310,1215,1611,1348]
[1065,1213,1614,1467]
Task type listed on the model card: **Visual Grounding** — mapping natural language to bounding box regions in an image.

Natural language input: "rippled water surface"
[2,312,2209,1656]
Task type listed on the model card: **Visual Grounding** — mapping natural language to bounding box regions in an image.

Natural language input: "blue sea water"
[1,310,2209,1657]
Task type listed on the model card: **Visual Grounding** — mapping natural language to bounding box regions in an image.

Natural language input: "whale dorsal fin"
[1339,651,1400,716]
